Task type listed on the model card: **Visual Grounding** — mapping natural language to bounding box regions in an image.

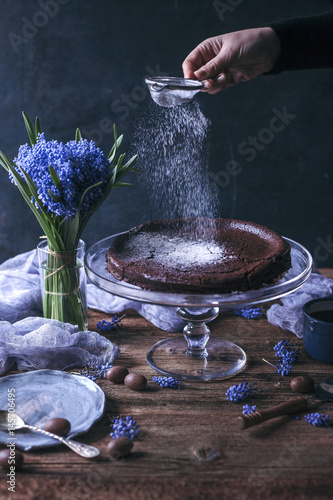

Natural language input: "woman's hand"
[182,27,280,94]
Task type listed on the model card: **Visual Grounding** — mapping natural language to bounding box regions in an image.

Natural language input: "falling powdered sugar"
[133,100,219,241]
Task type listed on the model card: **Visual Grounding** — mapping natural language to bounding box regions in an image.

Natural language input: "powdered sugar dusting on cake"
[154,237,235,268]
[121,231,235,269]
[229,221,274,240]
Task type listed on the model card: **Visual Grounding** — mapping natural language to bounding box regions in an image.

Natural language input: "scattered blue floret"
[79,362,113,381]
[110,415,140,440]
[234,307,265,319]
[242,404,257,415]
[97,314,124,332]
[152,376,182,389]
[273,339,299,376]
[304,413,331,427]
[226,381,262,402]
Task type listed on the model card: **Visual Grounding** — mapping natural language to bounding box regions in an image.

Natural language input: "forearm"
[266,12,333,73]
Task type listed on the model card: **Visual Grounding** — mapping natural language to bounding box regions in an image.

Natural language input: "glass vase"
[37,239,88,331]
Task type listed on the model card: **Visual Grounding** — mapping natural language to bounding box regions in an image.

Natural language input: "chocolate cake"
[106,218,291,293]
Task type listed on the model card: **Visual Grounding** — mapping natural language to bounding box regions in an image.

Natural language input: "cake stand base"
[146,337,246,381]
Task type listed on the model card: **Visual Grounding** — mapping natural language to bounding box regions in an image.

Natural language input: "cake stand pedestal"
[85,235,312,381]
[146,306,247,380]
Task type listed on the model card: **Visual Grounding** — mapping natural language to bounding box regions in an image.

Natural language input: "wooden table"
[1,270,333,500]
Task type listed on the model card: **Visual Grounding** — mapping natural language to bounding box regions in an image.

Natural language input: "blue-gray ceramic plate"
[0,369,105,451]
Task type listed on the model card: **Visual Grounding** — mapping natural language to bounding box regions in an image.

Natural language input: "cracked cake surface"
[106,218,291,293]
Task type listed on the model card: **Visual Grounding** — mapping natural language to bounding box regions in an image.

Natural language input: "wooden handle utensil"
[236,397,308,430]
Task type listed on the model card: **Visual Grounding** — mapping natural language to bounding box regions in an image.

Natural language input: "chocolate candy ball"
[290,375,315,393]
[107,437,133,459]
[0,449,24,470]
[45,418,71,436]
[106,366,129,384]
[124,373,147,391]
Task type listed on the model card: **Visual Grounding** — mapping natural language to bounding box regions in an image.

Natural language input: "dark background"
[0,0,332,266]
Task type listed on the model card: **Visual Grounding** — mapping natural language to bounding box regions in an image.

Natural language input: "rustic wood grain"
[1,270,333,500]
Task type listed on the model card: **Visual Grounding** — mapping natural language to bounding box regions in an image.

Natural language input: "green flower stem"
[41,242,87,331]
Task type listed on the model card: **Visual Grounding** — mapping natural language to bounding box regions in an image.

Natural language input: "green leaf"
[35,117,42,135]
[112,153,125,175]
[113,182,133,188]
[49,165,62,189]
[115,154,138,180]
[63,211,81,250]
[122,154,138,169]
[77,180,103,213]
[110,164,118,185]
[0,152,9,172]
[22,111,37,146]
[48,188,61,202]
[0,152,31,199]
[77,177,116,236]
[75,128,82,143]
[108,134,123,162]
[19,168,46,212]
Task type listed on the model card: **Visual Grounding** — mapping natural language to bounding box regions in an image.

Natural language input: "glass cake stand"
[85,234,312,381]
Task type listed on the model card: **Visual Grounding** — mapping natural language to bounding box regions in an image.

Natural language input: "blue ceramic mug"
[303,298,333,363]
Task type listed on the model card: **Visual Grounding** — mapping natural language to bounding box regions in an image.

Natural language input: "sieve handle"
[236,397,308,430]
[151,83,168,92]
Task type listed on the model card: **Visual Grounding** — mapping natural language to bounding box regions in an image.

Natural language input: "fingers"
[182,36,232,93]
[201,73,234,94]
[183,55,230,94]
[193,51,225,81]
[182,39,219,79]
[182,45,206,79]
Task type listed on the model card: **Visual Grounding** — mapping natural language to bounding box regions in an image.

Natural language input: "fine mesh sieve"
[145,76,203,107]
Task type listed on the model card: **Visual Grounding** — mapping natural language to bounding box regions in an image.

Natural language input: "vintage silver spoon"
[0,410,100,458]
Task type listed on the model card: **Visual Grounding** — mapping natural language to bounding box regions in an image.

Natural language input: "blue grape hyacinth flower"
[234,307,265,319]
[242,404,257,415]
[304,413,331,427]
[110,416,140,440]
[152,376,182,389]
[97,314,124,332]
[226,382,262,402]
[13,133,110,218]
[274,340,299,376]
